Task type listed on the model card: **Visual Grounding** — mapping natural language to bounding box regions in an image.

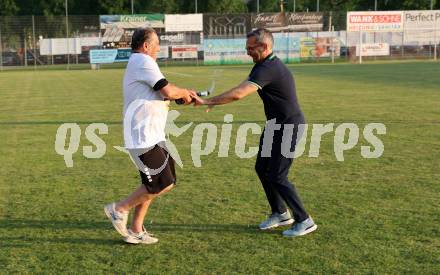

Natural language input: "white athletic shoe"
[259,211,294,230]
[124,228,158,245]
[283,217,317,237]
[104,203,129,237]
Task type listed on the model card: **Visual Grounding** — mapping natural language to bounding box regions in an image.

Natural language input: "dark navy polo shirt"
[248,54,305,124]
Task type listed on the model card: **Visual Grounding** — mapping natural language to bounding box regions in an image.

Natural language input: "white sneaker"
[124,228,158,245]
[104,203,129,237]
[259,211,294,230]
[283,217,317,237]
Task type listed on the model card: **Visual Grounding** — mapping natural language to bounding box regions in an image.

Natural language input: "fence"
[0,15,99,69]
[0,11,439,70]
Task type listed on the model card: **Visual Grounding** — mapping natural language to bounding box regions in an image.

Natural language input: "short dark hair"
[131,28,156,51]
[247,28,273,49]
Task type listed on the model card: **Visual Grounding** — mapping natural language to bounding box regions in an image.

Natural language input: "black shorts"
[131,144,176,194]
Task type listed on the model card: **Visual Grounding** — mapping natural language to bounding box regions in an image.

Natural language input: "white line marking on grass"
[162,70,194,77]
[113,146,128,154]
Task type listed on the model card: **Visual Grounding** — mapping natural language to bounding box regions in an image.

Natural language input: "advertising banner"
[90,46,169,63]
[158,32,201,45]
[286,12,324,32]
[252,12,287,31]
[159,32,185,44]
[315,37,341,57]
[300,37,316,58]
[252,12,323,32]
[89,48,131,63]
[158,46,169,59]
[404,10,440,44]
[90,49,118,63]
[99,14,164,48]
[100,14,164,29]
[273,33,300,62]
[203,14,251,38]
[203,38,251,65]
[165,14,203,32]
[171,45,198,59]
[39,38,82,55]
[79,37,102,47]
[355,43,390,56]
[347,11,404,32]
[114,48,132,62]
[204,35,300,65]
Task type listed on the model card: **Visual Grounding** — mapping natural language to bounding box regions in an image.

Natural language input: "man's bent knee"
[157,183,174,196]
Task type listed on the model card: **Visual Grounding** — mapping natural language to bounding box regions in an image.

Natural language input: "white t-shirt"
[123,53,169,149]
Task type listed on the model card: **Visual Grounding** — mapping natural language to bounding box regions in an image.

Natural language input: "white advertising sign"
[171,45,198,59]
[165,14,203,32]
[157,46,169,59]
[347,11,404,32]
[80,37,102,47]
[356,43,390,56]
[39,38,82,55]
[404,10,440,44]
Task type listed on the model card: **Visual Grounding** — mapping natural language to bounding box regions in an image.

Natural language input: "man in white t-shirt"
[104,28,201,244]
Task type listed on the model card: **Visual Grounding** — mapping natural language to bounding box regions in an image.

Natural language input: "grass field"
[0,61,439,274]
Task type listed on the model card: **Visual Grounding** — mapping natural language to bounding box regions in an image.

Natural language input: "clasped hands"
[180,89,215,112]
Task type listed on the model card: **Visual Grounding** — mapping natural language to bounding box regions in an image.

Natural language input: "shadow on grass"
[0,237,122,248]
[0,219,285,247]
[0,219,281,235]
[148,223,264,234]
[0,219,109,230]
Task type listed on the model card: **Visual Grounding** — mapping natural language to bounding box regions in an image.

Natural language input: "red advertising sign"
[347,11,403,32]
[171,45,198,59]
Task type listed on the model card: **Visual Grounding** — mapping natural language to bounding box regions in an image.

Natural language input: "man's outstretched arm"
[201,80,258,107]
[160,83,201,105]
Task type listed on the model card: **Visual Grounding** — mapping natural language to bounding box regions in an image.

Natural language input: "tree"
[0,0,19,15]
[5,0,440,16]
[136,0,180,14]
[173,0,249,13]
[97,0,128,14]
[206,0,248,13]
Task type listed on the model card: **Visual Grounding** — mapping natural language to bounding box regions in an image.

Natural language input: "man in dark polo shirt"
[197,28,317,237]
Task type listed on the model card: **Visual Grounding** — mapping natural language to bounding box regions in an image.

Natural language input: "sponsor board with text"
[404,10,440,44]
[347,11,403,32]
[252,12,323,32]
[165,14,203,32]
[203,38,251,65]
[90,47,168,63]
[356,43,390,56]
[203,14,252,37]
[171,45,198,59]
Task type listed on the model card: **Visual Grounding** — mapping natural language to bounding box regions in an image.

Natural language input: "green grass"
[0,61,439,274]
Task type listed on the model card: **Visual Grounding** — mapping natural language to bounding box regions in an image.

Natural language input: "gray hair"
[131,27,156,51]
[246,28,273,50]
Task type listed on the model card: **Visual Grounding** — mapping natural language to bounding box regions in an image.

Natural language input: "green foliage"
[4,0,439,16]
[0,0,19,15]
[206,0,248,13]
[135,0,180,14]
[97,0,128,14]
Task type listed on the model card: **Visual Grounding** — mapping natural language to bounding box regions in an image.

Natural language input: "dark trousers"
[255,124,309,222]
